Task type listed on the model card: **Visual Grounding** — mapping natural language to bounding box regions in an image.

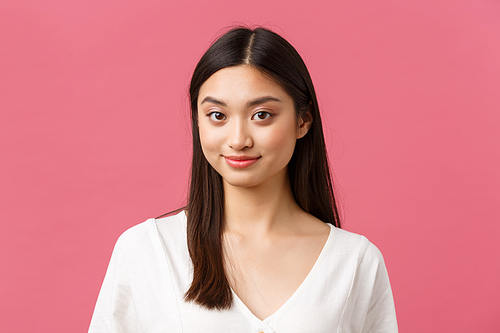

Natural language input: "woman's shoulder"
[328,225,386,266]
[116,210,187,249]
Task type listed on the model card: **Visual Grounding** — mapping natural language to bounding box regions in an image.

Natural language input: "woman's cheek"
[199,127,217,158]
[261,125,297,152]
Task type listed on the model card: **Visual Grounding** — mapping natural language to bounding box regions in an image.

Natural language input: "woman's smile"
[224,155,261,168]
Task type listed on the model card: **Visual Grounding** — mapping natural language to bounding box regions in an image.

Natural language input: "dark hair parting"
[180,26,341,309]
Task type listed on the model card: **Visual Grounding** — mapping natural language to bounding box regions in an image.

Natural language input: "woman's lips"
[224,156,260,168]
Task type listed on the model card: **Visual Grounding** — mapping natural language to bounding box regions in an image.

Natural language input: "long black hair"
[184,26,340,309]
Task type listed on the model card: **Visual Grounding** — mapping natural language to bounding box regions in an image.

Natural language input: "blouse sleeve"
[345,239,398,333]
[89,236,138,333]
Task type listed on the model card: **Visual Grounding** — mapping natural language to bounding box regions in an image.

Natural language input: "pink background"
[1,0,499,331]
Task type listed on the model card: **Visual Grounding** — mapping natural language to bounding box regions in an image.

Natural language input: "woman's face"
[197,65,311,189]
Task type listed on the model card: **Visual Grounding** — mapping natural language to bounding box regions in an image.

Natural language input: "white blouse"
[89,212,398,332]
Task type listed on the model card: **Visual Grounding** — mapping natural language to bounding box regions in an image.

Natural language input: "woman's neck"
[222,170,303,236]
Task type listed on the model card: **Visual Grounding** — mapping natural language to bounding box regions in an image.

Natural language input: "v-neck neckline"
[231,223,335,324]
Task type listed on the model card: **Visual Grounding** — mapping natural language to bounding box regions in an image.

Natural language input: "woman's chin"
[222,177,260,189]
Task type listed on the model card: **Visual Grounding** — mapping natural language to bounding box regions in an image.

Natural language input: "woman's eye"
[252,111,271,120]
[209,112,226,121]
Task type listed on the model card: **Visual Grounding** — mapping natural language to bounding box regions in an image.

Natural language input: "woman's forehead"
[198,66,291,106]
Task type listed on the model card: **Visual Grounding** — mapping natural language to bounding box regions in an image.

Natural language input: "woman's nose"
[227,121,253,150]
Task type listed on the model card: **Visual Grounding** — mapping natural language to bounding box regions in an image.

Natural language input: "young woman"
[89,27,398,332]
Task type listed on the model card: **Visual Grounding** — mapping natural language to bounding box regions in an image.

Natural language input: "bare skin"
[197,65,330,320]
[222,172,330,320]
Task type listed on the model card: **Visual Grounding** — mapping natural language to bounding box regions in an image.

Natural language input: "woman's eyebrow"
[200,96,281,107]
[200,96,227,106]
[246,96,281,107]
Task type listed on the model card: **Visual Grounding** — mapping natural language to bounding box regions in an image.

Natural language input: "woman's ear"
[297,108,313,139]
